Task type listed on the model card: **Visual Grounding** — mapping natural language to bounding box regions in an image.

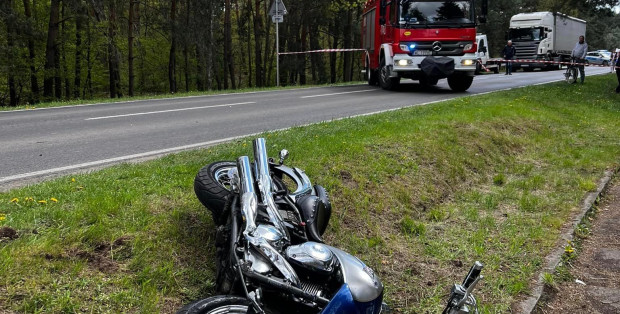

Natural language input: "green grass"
[1,74,620,313]
[0,81,365,112]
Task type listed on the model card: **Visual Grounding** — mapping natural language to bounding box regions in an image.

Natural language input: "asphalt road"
[0,67,612,190]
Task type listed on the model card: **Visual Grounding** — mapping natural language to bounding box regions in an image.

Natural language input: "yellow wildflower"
[38,200,47,204]
[25,197,34,202]
[71,178,76,183]
[0,214,6,221]
[10,198,18,203]
[50,198,58,203]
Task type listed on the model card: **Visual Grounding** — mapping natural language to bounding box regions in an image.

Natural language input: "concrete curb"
[518,169,617,313]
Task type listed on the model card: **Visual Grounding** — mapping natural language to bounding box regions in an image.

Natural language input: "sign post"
[269,0,287,87]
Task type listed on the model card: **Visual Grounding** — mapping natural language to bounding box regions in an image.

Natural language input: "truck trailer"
[508,12,586,71]
[361,0,488,92]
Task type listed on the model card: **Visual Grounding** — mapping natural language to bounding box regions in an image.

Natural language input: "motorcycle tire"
[194,161,236,225]
[176,295,251,314]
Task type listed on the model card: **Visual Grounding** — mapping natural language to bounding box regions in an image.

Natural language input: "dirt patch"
[338,170,359,189]
[43,236,133,273]
[535,180,620,313]
[0,227,18,240]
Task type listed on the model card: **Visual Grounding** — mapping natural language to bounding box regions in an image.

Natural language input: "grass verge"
[1,75,620,313]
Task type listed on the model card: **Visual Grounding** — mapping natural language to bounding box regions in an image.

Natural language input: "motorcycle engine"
[285,242,337,275]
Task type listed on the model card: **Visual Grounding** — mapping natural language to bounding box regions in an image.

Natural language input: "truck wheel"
[379,59,400,90]
[447,74,473,92]
[366,58,379,86]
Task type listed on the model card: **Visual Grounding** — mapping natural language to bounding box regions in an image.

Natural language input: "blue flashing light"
[409,44,416,50]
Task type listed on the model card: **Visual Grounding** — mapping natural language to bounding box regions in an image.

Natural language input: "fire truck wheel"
[379,60,400,90]
[367,64,379,86]
[447,74,473,92]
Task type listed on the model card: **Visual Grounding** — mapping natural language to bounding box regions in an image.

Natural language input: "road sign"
[268,0,287,16]
[272,15,283,23]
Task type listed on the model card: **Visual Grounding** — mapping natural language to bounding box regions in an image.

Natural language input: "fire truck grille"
[410,41,470,56]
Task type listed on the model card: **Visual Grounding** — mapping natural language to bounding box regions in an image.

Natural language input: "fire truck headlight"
[397,59,409,66]
[461,59,475,66]
[463,43,474,51]
[399,44,410,52]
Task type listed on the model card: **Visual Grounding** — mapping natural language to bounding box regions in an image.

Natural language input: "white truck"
[475,34,499,74]
[507,12,586,71]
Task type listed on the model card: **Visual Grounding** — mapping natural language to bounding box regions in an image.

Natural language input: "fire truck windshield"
[399,0,474,28]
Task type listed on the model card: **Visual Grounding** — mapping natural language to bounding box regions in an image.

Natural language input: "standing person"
[502,40,516,75]
[571,35,588,83]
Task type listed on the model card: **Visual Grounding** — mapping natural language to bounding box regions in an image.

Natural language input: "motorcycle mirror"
[279,149,289,165]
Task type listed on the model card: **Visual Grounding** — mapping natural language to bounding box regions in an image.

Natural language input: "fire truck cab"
[362,0,488,91]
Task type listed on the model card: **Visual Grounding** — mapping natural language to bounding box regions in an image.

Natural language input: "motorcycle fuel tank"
[326,246,383,303]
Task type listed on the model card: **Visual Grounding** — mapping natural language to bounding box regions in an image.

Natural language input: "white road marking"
[1,70,612,186]
[0,136,252,184]
[300,89,374,98]
[85,102,256,120]
[0,84,367,114]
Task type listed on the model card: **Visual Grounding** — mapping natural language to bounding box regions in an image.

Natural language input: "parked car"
[585,51,611,66]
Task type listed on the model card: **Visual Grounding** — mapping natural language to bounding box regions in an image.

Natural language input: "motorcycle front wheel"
[177,295,251,314]
[194,161,236,225]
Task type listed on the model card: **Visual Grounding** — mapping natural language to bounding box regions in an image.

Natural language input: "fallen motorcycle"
[179,138,483,313]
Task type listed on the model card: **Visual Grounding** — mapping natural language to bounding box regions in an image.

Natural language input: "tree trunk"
[168,0,178,93]
[44,0,60,99]
[128,0,135,96]
[61,2,70,99]
[74,8,83,99]
[23,0,40,104]
[224,0,236,89]
[253,0,263,87]
[343,10,353,82]
[329,18,340,84]
[184,0,190,92]
[206,0,213,90]
[299,18,308,85]
[5,0,17,106]
[85,15,93,98]
[108,0,122,98]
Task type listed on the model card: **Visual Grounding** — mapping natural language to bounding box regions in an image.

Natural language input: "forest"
[1,0,619,107]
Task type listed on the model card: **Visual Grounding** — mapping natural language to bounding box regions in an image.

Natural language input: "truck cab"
[508,12,586,71]
[362,0,488,92]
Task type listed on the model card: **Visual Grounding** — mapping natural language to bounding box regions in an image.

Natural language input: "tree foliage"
[0,0,619,106]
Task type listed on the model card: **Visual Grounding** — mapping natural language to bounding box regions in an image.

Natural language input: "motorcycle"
[179,138,483,314]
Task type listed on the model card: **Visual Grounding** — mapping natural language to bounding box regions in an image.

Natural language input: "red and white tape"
[489,58,619,69]
[278,48,366,55]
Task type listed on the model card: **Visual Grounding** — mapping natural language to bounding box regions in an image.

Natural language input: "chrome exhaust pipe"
[253,138,289,241]
[237,156,257,236]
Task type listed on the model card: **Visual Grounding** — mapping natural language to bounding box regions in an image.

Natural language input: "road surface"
[0,67,612,190]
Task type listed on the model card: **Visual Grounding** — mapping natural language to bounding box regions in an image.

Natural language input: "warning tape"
[489,58,620,69]
[277,48,620,71]
[278,48,366,55]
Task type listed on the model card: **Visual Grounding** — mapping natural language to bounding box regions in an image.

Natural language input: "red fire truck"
[362,0,488,91]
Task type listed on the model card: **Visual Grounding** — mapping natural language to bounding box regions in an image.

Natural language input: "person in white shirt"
[571,35,588,83]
